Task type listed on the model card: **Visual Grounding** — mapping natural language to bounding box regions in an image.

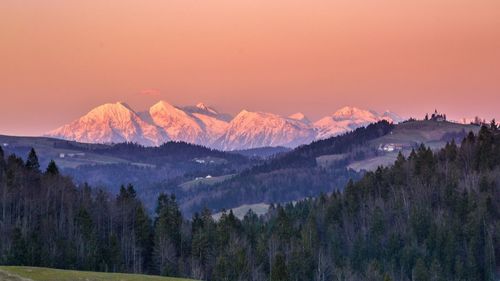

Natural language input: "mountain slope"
[47,102,168,146]
[46,102,402,150]
[314,106,402,139]
[149,101,230,145]
[214,110,317,150]
[148,101,207,144]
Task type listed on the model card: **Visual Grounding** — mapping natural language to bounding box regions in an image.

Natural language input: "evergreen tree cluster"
[0,125,499,280]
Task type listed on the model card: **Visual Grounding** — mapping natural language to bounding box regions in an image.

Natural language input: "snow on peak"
[314,106,401,140]
[194,102,218,114]
[214,110,316,150]
[46,101,400,150]
[381,110,403,123]
[149,101,206,143]
[46,101,168,146]
[332,106,377,120]
[151,100,177,111]
[236,109,250,116]
[149,101,230,144]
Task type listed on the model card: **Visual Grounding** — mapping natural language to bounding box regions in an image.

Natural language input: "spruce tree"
[45,160,59,175]
[25,148,40,172]
[490,119,497,130]
[413,258,429,281]
[153,193,182,276]
[9,228,27,265]
[0,145,5,167]
[271,253,289,281]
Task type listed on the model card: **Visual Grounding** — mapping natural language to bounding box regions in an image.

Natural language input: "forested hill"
[248,120,394,172]
[0,125,499,280]
[88,141,247,165]
[176,121,394,213]
[0,135,250,193]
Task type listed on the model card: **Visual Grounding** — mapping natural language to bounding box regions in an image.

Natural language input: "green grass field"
[0,266,195,281]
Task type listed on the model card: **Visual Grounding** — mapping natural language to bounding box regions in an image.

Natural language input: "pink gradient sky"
[1,0,499,136]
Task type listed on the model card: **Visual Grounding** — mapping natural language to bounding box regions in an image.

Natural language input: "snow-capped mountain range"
[46,101,402,150]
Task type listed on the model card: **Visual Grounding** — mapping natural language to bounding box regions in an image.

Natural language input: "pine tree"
[134,205,152,273]
[25,148,40,171]
[490,119,497,130]
[9,228,27,265]
[271,253,289,281]
[0,145,5,168]
[153,193,182,275]
[412,258,429,281]
[45,160,59,175]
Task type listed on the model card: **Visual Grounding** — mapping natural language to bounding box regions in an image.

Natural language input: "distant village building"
[430,110,446,122]
[379,143,403,152]
[59,152,85,158]
[2,143,8,147]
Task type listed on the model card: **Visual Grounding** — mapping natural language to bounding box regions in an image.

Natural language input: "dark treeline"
[248,121,394,172]
[90,141,248,165]
[177,121,394,214]
[0,124,499,280]
[61,141,251,195]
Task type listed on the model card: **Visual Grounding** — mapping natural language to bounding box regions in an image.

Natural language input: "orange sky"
[1,0,499,135]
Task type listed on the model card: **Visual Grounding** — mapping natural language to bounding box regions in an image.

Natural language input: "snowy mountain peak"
[195,102,218,115]
[381,110,403,123]
[46,102,401,150]
[314,107,402,140]
[149,100,205,143]
[90,101,131,113]
[236,109,250,116]
[151,100,178,112]
[214,110,316,150]
[46,101,168,146]
[332,106,376,120]
[116,101,134,111]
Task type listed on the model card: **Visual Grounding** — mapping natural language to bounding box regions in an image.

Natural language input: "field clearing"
[316,153,348,168]
[180,174,235,191]
[213,203,270,220]
[0,135,158,169]
[371,120,479,147]
[0,266,194,281]
[347,153,401,172]
[346,121,481,172]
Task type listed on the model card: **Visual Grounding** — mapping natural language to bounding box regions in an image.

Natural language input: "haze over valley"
[1,0,499,280]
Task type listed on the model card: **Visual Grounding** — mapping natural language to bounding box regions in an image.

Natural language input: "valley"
[0,121,497,280]
[1,118,481,217]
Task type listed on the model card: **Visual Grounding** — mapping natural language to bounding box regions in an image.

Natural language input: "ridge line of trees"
[0,124,499,280]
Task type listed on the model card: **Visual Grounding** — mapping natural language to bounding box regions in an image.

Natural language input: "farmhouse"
[379,143,404,152]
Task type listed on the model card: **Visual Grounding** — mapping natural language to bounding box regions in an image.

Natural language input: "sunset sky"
[1,0,499,136]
